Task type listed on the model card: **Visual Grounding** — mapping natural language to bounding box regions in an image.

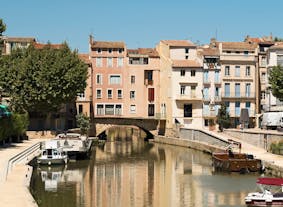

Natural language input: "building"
[1,36,35,55]
[217,41,258,127]
[125,48,160,118]
[266,42,283,111]
[157,40,203,129]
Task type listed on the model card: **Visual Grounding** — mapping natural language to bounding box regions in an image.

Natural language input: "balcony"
[175,94,202,101]
[222,92,256,99]
[203,79,211,85]
[220,54,256,62]
[203,110,218,117]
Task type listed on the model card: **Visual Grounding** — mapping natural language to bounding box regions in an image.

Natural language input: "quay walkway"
[0,138,43,207]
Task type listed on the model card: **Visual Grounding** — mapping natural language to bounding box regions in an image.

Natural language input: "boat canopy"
[257,177,283,186]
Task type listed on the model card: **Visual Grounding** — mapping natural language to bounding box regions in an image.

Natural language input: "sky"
[1,0,283,53]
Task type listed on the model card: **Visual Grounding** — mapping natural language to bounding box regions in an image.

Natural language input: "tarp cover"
[257,177,283,186]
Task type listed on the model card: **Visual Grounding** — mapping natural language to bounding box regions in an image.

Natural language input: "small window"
[185,48,189,53]
[130,91,135,99]
[117,89,122,99]
[131,75,135,84]
[107,89,112,99]
[96,74,102,84]
[118,49,123,53]
[78,105,83,114]
[130,105,136,113]
[97,48,102,53]
[191,70,196,77]
[96,89,102,99]
[108,48,112,53]
[180,70,185,76]
[245,66,250,76]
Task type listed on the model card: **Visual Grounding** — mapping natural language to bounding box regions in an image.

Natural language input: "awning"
[257,177,283,186]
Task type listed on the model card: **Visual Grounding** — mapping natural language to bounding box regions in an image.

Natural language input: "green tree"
[269,65,283,101]
[217,103,230,132]
[76,113,90,135]
[0,43,88,114]
[0,19,6,55]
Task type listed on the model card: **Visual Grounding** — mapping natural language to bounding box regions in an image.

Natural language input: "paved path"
[0,138,43,207]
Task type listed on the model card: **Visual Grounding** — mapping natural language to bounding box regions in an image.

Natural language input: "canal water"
[30,128,259,207]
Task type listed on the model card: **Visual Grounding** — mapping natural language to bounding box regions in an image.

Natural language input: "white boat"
[55,133,93,159]
[245,177,283,206]
[37,140,68,165]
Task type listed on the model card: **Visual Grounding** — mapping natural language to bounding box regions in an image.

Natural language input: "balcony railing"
[176,94,202,101]
[222,92,256,99]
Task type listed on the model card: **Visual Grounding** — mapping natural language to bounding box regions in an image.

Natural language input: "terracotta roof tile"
[91,41,125,49]
[161,40,196,47]
[33,42,63,49]
[78,54,91,64]
[127,48,159,58]
[221,42,257,51]
[201,48,220,56]
[5,37,36,43]
[269,42,283,50]
[172,60,202,68]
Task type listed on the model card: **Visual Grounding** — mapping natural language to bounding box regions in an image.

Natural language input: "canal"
[30,128,259,207]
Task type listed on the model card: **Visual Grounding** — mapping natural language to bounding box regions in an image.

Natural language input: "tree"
[76,113,90,135]
[0,19,6,55]
[216,103,231,132]
[0,43,88,114]
[269,65,283,101]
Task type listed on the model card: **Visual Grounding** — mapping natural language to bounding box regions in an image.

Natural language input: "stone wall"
[223,129,283,151]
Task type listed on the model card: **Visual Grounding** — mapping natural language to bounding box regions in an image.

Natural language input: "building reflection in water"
[31,127,258,207]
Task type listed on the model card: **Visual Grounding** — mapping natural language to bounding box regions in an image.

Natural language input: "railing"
[222,93,256,99]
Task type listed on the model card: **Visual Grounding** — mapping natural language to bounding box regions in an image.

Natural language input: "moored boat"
[245,177,283,206]
[55,133,93,159]
[212,139,262,173]
[37,140,68,165]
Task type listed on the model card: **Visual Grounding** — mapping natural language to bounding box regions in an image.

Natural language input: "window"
[235,102,240,116]
[184,104,192,117]
[245,66,250,76]
[215,70,220,82]
[96,57,102,67]
[97,48,102,54]
[185,48,189,53]
[148,104,155,116]
[105,104,114,115]
[78,104,83,114]
[117,57,123,67]
[148,88,154,102]
[261,57,267,67]
[225,66,230,76]
[77,92,85,99]
[204,71,209,82]
[117,89,122,99]
[108,48,112,53]
[107,57,113,67]
[145,70,153,85]
[129,57,148,65]
[261,72,266,82]
[261,91,266,100]
[235,66,240,77]
[191,70,196,77]
[180,70,185,76]
[96,89,102,99]
[191,86,196,98]
[131,75,135,84]
[109,75,121,84]
[215,87,220,98]
[185,55,189,59]
[277,55,283,65]
[97,104,104,115]
[118,49,123,54]
[180,85,186,95]
[225,102,230,113]
[235,83,240,97]
[244,51,249,55]
[224,83,230,97]
[115,105,122,115]
[107,89,112,99]
[203,87,209,100]
[245,83,251,97]
[130,91,135,99]
[130,105,136,113]
[203,104,209,116]
[96,74,102,84]
[246,102,251,114]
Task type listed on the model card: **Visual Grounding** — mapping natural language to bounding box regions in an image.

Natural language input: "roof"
[161,40,196,47]
[4,37,36,43]
[269,42,283,50]
[33,42,63,49]
[257,177,283,186]
[91,41,125,49]
[78,54,91,64]
[221,42,257,51]
[202,48,220,56]
[127,48,159,58]
[172,60,202,68]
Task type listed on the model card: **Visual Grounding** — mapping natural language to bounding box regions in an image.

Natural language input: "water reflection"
[31,129,258,207]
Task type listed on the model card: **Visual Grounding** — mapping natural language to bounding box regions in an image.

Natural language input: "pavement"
[0,138,43,207]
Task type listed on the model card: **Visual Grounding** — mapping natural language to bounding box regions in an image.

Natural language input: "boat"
[37,140,68,165]
[212,139,262,173]
[245,177,283,206]
[55,133,93,159]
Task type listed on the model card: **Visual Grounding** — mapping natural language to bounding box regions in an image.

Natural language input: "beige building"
[217,41,258,127]
[157,40,203,129]
[1,36,35,55]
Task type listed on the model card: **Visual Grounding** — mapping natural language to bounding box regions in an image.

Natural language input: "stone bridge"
[91,117,166,138]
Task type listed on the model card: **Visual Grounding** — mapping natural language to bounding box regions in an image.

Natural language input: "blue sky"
[1,0,283,53]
